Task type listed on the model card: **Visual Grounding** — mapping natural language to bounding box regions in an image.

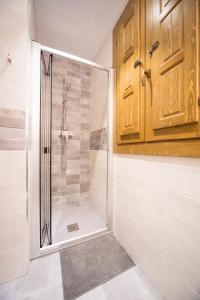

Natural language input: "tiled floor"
[52,203,106,243]
[0,253,63,300]
[0,251,163,300]
[78,268,163,300]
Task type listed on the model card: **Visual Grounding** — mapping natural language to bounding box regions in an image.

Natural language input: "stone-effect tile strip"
[51,55,91,209]
[0,108,25,150]
[90,127,107,150]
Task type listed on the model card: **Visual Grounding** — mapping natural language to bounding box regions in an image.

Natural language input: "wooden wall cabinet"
[114,0,145,144]
[113,0,200,157]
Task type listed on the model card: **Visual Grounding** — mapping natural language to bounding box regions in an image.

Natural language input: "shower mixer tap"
[59,130,73,142]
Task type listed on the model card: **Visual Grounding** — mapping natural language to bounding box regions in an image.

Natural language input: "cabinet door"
[145,0,200,141]
[114,0,145,144]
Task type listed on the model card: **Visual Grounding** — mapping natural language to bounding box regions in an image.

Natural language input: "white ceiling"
[32,0,128,60]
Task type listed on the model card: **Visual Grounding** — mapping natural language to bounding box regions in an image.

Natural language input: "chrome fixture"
[60,79,72,171]
[7,53,12,63]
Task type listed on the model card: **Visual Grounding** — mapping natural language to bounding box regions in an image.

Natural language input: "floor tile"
[0,253,63,300]
[78,267,163,300]
[0,254,163,300]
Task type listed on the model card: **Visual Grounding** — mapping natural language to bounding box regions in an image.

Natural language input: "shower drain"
[67,223,79,232]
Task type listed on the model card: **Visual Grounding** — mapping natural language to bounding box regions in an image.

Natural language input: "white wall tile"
[166,192,200,248]
[164,162,200,198]
[0,151,26,185]
[0,0,29,284]
[165,230,200,294]
[114,155,200,300]
[0,246,28,284]
[0,0,30,110]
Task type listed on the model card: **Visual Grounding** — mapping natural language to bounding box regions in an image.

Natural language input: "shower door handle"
[44,147,50,154]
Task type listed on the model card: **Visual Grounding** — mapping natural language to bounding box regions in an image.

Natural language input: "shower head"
[63,79,71,103]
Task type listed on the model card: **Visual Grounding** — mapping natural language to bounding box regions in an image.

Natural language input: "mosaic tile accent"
[0,108,25,150]
[51,55,91,210]
[90,128,108,150]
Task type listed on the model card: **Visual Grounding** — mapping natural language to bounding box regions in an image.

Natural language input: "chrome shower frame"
[29,42,113,259]
[40,51,53,247]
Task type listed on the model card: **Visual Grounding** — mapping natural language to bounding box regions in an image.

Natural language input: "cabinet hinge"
[198,97,200,106]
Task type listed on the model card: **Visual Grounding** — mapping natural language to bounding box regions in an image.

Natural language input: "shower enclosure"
[35,45,110,250]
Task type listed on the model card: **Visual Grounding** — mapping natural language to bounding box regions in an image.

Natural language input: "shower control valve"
[59,131,73,142]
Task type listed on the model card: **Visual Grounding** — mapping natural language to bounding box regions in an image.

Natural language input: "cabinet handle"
[143,69,151,79]
[141,69,151,86]
[149,41,159,56]
[133,59,151,86]
[133,59,143,68]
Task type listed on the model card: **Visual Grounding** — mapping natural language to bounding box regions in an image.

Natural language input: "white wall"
[29,0,36,41]
[95,32,200,300]
[114,156,200,300]
[0,0,30,283]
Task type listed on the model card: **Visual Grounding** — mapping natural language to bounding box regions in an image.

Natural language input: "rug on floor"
[60,233,135,300]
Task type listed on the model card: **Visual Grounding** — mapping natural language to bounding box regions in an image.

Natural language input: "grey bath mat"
[60,233,135,300]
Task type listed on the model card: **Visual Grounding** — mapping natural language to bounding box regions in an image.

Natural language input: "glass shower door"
[39,48,110,249]
[40,51,53,247]
[50,54,109,244]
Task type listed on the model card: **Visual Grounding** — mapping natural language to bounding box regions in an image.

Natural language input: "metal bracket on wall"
[7,53,12,63]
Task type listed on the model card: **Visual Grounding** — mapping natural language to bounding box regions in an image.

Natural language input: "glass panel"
[40,51,52,247]
[51,55,109,244]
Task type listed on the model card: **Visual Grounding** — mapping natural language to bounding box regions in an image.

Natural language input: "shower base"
[52,203,106,244]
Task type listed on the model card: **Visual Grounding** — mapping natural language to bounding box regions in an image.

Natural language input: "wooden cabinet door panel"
[118,55,140,137]
[123,15,134,62]
[146,0,200,141]
[119,87,138,136]
[114,0,145,144]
